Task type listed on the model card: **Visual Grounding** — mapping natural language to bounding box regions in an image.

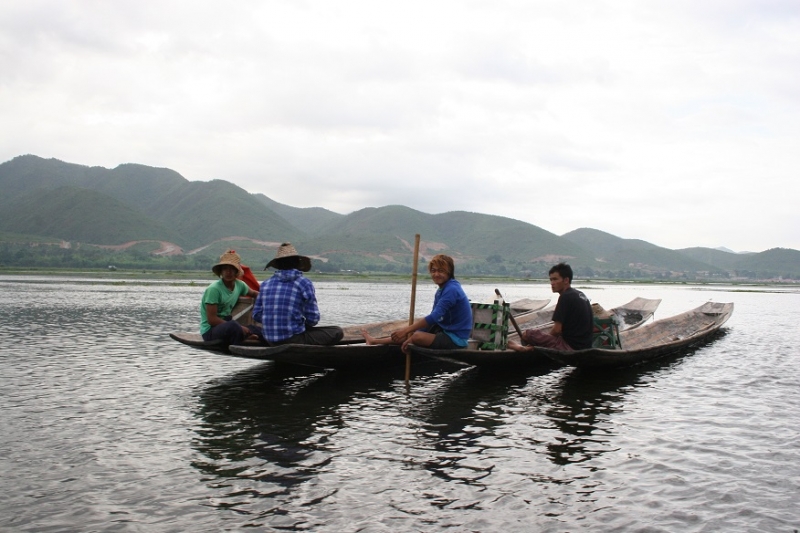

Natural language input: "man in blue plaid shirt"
[252,243,343,346]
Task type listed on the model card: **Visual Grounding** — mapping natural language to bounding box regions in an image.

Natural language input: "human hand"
[401,337,412,355]
[390,330,408,343]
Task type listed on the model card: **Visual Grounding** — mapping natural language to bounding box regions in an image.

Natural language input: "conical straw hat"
[212,250,244,277]
[265,242,311,272]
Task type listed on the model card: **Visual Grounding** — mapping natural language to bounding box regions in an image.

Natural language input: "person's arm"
[251,289,263,325]
[234,279,258,300]
[206,303,252,335]
[426,284,459,326]
[300,279,321,327]
[205,304,226,328]
[234,281,255,335]
[549,321,563,337]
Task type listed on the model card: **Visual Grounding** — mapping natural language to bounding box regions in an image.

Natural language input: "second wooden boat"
[538,301,734,369]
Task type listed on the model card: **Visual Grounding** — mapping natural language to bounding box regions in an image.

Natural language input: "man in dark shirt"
[508,262,593,352]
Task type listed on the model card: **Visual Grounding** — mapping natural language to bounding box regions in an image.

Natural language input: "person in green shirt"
[200,250,260,348]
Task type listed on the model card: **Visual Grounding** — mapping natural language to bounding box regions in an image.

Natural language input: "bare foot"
[507,340,534,352]
[362,329,378,345]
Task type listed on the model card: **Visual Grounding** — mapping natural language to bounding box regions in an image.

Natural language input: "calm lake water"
[1,275,798,532]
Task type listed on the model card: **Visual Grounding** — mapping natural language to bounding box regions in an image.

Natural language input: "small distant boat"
[408,297,663,368]
[170,297,551,370]
[538,301,733,369]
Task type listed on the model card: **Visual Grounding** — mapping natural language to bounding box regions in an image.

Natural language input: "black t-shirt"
[552,287,594,350]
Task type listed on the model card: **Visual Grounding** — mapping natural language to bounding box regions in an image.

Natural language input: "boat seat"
[592,315,622,349]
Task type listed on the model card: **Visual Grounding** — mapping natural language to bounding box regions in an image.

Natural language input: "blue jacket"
[425,278,472,345]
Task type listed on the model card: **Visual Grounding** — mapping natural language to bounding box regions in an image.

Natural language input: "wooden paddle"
[495,288,524,338]
[405,234,421,384]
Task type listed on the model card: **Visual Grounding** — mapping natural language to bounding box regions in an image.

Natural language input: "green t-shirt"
[199,279,250,334]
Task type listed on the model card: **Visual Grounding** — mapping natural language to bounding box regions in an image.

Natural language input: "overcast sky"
[2,1,798,253]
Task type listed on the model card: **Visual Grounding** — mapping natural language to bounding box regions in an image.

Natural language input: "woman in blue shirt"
[363,254,472,353]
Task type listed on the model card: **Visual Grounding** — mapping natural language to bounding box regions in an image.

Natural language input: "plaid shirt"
[252,269,320,343]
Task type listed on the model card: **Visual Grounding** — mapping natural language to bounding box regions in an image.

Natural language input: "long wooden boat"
[170,298,550,369]
[407,297,663,368]
[224,298,550,370]
[538,301,733,369]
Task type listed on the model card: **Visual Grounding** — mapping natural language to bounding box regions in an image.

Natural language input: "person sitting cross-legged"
[362,254,472,355]
[252,243,343,346]
[507,262,593,352]
[199,250,260,349]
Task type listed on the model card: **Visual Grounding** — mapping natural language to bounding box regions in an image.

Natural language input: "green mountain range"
[1,155,798,281]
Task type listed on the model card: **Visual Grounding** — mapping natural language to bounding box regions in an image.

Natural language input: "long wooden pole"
[405,234,421,384]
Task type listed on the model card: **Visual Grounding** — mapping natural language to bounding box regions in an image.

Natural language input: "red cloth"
[239,265,261,292]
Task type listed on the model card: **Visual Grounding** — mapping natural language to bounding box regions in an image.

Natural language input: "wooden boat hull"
[228,343,412,370]
[539,301,734,369]
[407,345,553,369]
[170,331,435,371]
[169,331,271,353]
[409,297,663,369]
[170,331,226,352]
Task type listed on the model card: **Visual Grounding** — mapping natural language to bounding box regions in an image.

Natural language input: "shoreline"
[0,267,794,288]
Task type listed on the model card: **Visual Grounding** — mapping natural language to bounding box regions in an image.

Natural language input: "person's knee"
[410,331,434,347]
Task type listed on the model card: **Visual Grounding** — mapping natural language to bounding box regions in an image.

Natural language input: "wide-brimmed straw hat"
[212,250,244,277]
[265,242,311,272]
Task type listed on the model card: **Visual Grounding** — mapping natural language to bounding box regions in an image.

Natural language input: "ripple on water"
[2,279,799,531]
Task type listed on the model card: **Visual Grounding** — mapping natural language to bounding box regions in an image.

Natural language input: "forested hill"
[1,155,798,280]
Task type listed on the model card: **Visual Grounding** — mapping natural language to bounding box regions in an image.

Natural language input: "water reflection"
[545,366,646,466]
[195,365,330,480]
[191,362,410,518]
[542,335,730,467]
[394,366,554,492]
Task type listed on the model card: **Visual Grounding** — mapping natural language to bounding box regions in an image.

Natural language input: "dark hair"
[428,254,455,278]
[549,262,573,283]
[272,256,303,271]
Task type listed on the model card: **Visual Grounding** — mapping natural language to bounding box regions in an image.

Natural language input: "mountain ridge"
[1,154,797,280]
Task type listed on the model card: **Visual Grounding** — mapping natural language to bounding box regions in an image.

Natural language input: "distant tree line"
[0,242,214,271]
[1,242,796,281]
